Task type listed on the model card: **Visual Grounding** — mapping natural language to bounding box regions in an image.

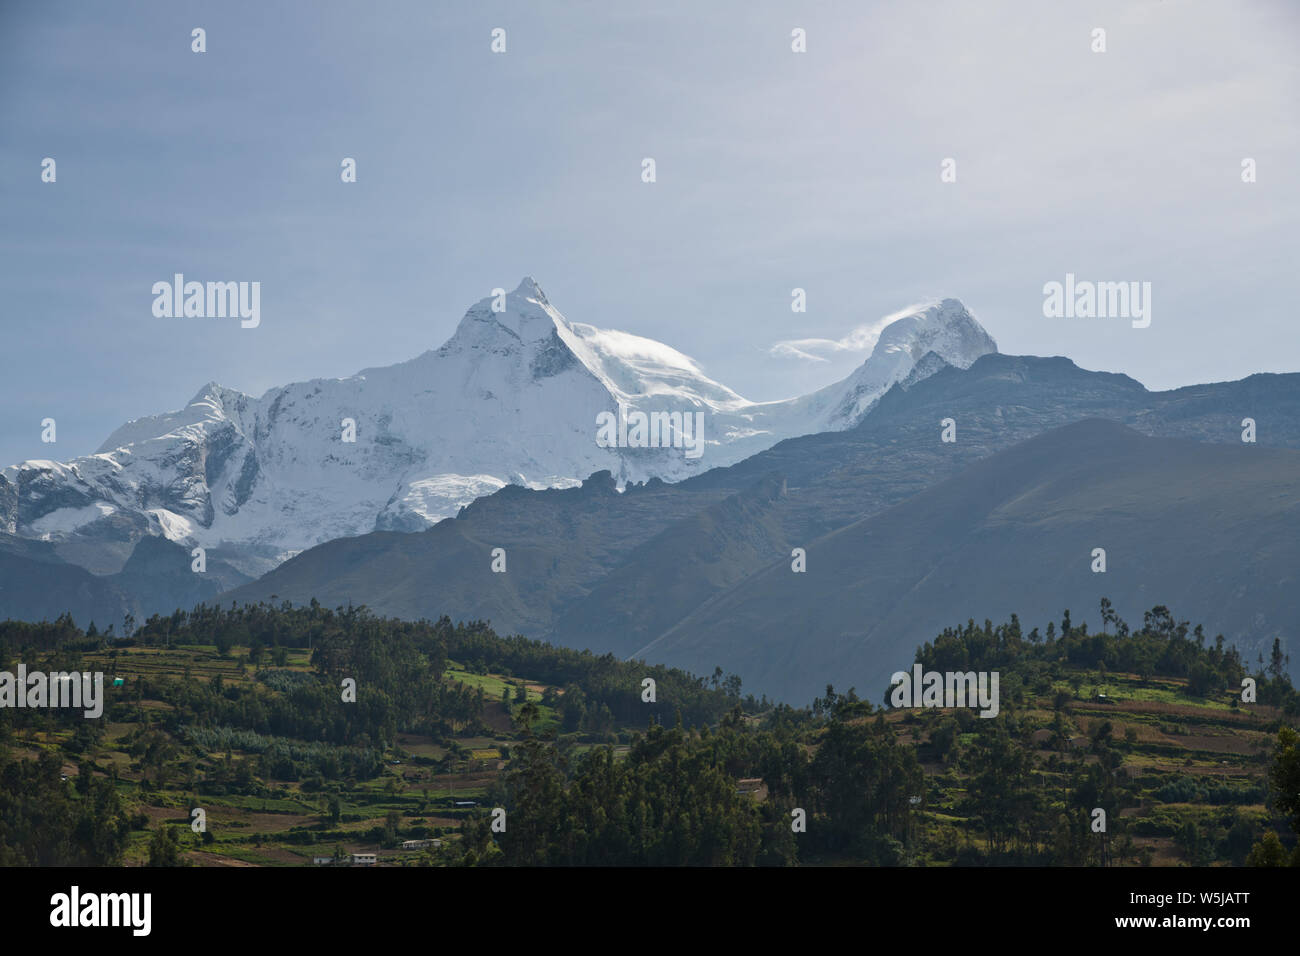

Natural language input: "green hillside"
[0,600,1296,867]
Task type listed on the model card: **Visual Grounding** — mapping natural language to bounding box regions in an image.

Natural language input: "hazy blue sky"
[3,0,1297,466]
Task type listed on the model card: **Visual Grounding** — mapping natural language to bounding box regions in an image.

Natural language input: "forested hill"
[0,601,1297,867]
[0,601,749,742]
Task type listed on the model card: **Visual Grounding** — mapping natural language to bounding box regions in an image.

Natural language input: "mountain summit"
[0,280,995,576]
[820,298,998,426]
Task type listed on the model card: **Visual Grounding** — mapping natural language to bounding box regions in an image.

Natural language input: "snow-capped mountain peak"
[1,281,997,578]
[513,274,548,302]
[820,298,997,425]
[444,277,566,349]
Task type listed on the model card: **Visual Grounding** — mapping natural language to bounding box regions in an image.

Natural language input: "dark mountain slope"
[634,419,1300,704]
[543,359,1300,654]
[0,535,133,629]
[107,537,249,618]
[552,473,793,656]
[220,472,719,638]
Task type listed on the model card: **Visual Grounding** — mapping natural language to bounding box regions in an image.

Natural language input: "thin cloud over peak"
[768,303,932,363]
